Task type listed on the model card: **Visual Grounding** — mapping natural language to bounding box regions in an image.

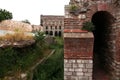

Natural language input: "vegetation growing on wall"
[82,21,95,32]
[69,4,80,16]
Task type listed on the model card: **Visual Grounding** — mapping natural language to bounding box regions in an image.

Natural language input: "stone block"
[64,68,68,71]
[78,76,88,80]
[68,60,76,63]
[69,68,74,72]
[86,63,93,68]
[74,68,82,72]
[64,63,71,68]
[84,73,92,77]
[76,72,84,76]
[73,63,78,68]
[78,64,84,68]
[64,72,72,76]
[64,59,68,63]
[77,60,82,63]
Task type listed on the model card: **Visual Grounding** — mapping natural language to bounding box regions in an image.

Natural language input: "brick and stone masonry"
[64,0,120,80]
[64,31,94,80]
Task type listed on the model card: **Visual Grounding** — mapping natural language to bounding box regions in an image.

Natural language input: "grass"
[32,49,64,80]
[0,32,33,42]
[0,32,49,79]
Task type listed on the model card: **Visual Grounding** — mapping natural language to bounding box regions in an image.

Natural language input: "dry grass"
[0,32,34,42]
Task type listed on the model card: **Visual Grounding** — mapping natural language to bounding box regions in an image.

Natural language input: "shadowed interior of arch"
[92,11,115,79]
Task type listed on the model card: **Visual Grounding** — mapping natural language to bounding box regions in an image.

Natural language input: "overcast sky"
[0,0,69,25]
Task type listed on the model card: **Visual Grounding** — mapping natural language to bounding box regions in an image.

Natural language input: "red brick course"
[64,29,88,33]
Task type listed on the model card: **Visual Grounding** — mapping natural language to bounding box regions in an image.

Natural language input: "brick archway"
[92,11,115,79]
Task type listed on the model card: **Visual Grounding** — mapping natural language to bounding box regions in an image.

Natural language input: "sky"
[0,0,69,25]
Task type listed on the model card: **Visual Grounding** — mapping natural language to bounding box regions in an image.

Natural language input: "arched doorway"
[92,11,115,79]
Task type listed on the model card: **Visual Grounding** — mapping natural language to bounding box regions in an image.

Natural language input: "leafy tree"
[22,19,31,24]
[0,9,13,22]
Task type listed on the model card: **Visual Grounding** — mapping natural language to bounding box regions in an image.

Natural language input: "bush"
[0,47,18,77]
[82,21,95,32]
[69,5,79,15]
[0,32,34,42]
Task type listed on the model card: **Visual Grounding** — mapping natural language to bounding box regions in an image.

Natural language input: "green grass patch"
[32,49,64,80]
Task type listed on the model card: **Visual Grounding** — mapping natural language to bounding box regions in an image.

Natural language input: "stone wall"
[64,59,93,80]
[41,15,64,36]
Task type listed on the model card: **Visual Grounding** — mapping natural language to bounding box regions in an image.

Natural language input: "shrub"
[69,4,80,15]
[82,21,95,32]
[0,32,34,42]
[69,5,79,12]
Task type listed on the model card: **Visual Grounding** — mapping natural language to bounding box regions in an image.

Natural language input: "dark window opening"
[50,26,52,29]
[59,31,61,37]
[50,31,53,35]
[55,31,58,36]
[46,31,48,34]
[59,26,61,29]
[55,26,57,29]
[46,26,48,29]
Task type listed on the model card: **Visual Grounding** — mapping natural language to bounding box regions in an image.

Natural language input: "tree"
[22,19,31,24]
[0,9,13,22]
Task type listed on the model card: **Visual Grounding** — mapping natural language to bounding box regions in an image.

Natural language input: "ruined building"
[64,0,120,80]
[41,15,64,37]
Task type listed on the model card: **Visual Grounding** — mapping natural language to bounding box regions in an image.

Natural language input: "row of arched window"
[45,31,62,36]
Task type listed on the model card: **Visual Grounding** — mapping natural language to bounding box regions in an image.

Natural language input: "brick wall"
[64,36,93,59]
